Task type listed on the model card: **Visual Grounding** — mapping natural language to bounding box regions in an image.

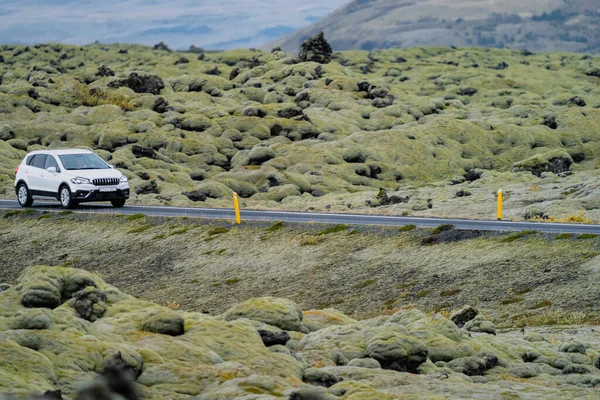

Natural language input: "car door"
[28,154,47,193]
[42,155,61,195]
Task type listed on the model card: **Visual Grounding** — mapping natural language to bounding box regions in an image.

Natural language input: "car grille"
[93,178,119,186]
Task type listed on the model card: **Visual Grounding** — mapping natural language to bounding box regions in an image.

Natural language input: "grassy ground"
[2,210,600,327]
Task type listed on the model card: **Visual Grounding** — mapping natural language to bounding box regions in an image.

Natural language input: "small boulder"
[0,283,10,291]
[152,97,169,114]
[174,57,189,65]
[366,332,428,373]
[0,125,15,141]
[141,311,185,336]
[249,147,275,165]
[109,72,165,95]
[447,357,487,376]
[289,387,336,400]
[302,368,340,388]
[135,180,159,195]
[131,145,156,159]
[10,309,51,330]
[463,315,496,335]
[223,297,305,332]
[558,340,586,354]
[510,364,540,378]
[258,329,291,347]
[71,287,108,322]
[542,115,557,129]
[459,87,477,96]
[450,306,478,328]
[243,108,267,118]
[568,96,586,107]
[183,190,207,202]
[102,350,144,378]
[96,65,115,77]
[347,358,381,369]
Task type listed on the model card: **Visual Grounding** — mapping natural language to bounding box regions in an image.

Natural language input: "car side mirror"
[109,165,115,169]
[46,167,57,173]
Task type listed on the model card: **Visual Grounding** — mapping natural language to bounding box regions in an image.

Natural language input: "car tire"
[111,199,126,208]
[17,183,33,207]
[59,185,77,209]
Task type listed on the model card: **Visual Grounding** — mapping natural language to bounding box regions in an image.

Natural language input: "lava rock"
[71,287,108,322]
[450,306,479,328]
[298,32,333,64]
[243,108,267,118]
[131,145,156,159]
[258,329,291,347]
[109,72,165,95]
[447,357,487,376]
[302,368,340,388]
[141,312,185,336]
[183,190,207,202]
[96,65,115,77]
[559,341,586,354]
[152,97,169,113]
[568,96,586,107]
[542,115,558,129]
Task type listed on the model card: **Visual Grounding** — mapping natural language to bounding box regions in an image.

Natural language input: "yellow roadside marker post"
[497,189,503,221]
[233,192,241,224]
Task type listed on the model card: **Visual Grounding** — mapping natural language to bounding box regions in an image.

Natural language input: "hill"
[3,217,600,398]
[270,0,600,53]
[1,43,600,221]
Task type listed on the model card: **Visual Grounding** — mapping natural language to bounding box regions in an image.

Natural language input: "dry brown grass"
[299,235,324,246]
[73,82,134,111]
[514,309,600,327]
[530,212,593,224]
[166,301,181,310]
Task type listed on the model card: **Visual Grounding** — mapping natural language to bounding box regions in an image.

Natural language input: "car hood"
[63,169,124,179]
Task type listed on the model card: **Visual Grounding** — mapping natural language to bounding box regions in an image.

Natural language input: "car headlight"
[71,177,91,185]
[120,175,128,183]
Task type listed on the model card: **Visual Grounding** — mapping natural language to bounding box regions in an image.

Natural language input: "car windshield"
[58,153,110,170]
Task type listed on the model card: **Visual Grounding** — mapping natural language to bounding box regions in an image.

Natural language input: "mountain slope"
[270,0,600,53]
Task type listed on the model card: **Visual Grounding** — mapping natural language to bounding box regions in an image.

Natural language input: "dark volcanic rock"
[131,145,156,159]
[302,368,340,388]
[298,32,333,64]
[183,190,207,202]
[152,97,169,113]
[277,107,304,119]
[568,96,586,107]
[243,108,267,118]
[71,287,108,322]
[258,329,290,347]
[542,115,558,129]
[152,42,171,52]
[450,305,479,328]
[109,72,165,95]
[459,87,477,96]
[174,57,189,65]
[96,65,115,77]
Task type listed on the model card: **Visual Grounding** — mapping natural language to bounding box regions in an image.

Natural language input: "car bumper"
[73,188,130,202]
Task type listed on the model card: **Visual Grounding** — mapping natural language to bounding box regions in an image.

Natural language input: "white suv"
[14,149,130,208]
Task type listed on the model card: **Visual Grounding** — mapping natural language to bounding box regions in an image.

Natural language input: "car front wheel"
[59,185,77,209]
[17,183,33,207]
[110,199,126,208]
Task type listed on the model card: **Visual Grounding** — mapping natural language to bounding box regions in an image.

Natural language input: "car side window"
[44,155,60,172]
[26,155,35,166]
[31,155,47,169]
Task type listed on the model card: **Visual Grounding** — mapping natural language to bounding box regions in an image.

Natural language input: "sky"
[0,0,347,50]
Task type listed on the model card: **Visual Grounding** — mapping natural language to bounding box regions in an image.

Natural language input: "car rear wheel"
[17,183,33,207]
[110,199,126,208]
[59,185,77,209]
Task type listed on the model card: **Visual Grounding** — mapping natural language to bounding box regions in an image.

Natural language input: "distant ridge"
[268,0,600,53]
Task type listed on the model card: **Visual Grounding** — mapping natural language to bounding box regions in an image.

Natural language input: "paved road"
[1,199,599,234]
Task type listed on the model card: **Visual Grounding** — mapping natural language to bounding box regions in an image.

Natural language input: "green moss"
[152,234,166,240]
[127,214,146,221]
[533,300,553,309]
[265,221,285,233]
[416,289,432,298]
[224,278,241,285]
[502,231,537,243]
[400,224,416,232]
[555,233,574,240]
[319,224,349,235]
[4,209,36,218]
[515,288,532,295]
[356,279,377,288]
[37,214,53,220]
[208,227,230,236]
[440,289,461,297]
[501,297,525,305]
[431,224,454,235]
[128,225,152,234]
[58,210,73,216]
[577,234,598,240]
[170,227,190,235]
